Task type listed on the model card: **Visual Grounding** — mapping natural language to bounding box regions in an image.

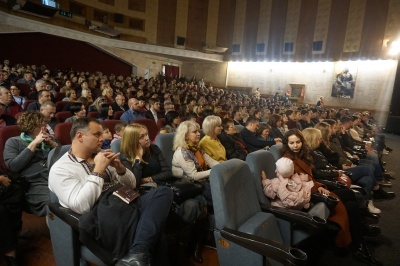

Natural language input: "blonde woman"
[62,89,77,102]
[172,121,219,182]
[88,96,106,112]
[171,120,219,262]
[120,124,172,186]
[102,88,114,103]
[81,88,94,104]
[192,105,203,117]
[199,115,226,162]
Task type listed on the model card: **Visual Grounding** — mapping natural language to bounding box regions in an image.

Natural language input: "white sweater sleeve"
[49,161,103,214]
[172,148,211,181]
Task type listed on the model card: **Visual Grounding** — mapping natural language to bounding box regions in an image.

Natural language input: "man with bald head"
[120,97,145,124]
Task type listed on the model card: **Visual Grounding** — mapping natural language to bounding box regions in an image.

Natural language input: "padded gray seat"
[210,159,308,266]
[111,138,121,154]
[269,142,283,161]
[246,150,329,246]
[154,132,175,167]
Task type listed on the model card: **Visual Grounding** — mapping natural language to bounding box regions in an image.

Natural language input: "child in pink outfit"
[261,157,314,210]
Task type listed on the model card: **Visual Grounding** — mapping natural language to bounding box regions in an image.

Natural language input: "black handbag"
[169,180,203,204]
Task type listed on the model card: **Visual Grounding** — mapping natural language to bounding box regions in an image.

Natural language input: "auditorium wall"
[94,44,182,78]
[181,62,228,87]
[0,32,133,76]
[226,60,398,125]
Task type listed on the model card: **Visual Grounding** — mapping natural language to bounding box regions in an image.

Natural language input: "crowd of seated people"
[0,58,396,265]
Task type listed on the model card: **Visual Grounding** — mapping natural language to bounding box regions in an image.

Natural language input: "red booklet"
[113,184,140,204]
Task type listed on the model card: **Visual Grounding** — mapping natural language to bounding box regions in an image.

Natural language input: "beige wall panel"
[383,0,400,49]
[283,0,302,54]
[313,0,332,54]
[182,62,228,87]
[256,0,272,52]
[145,0,159,44]
[96,44,182,77]
[206,0,219,46]
[73,0,146,18]
[175,0,189,42]
[232,0,247,52]
[343,0,366,53]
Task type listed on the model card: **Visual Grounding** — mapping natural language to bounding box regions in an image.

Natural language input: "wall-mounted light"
[387,38,400,56]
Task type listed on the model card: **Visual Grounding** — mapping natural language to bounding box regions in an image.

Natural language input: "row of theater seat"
[46,132,328,266]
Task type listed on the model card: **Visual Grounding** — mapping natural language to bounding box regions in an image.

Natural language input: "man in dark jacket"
[240,117,276,153]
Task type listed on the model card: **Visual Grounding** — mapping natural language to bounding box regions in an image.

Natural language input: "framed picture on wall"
[331,65,357,98]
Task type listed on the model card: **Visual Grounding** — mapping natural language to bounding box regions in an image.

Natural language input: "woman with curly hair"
[4,112,58,216]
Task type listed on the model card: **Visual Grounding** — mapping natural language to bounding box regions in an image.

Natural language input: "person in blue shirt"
[120,98,145,124]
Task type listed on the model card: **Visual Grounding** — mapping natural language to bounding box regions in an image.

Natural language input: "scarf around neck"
[186,142,207,171]
[20,132,51,152]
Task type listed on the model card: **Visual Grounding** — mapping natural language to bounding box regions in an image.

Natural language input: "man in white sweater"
[49,117,172,266]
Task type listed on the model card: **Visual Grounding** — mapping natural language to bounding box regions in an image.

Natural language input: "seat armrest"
[220,227,307,266]
[317,180,347,190]
[260,204,326,234]
[48,203,81,230]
